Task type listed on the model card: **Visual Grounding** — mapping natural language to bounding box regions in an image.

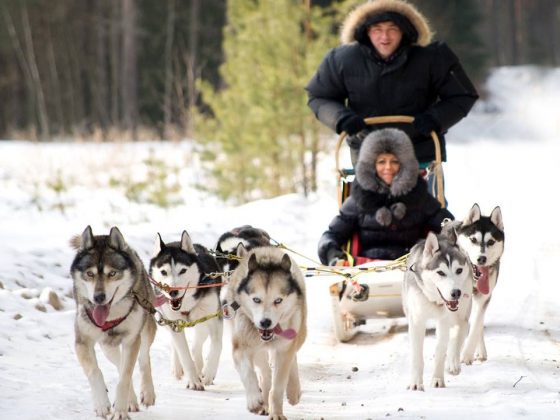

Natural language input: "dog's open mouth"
[258,328,275,342]
[258,324,297,342]
[437,288,459,312]
[473,265,490,295]
[169,295,184,311]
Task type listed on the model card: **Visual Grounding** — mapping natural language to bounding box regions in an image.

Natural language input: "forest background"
[1,0,559,202]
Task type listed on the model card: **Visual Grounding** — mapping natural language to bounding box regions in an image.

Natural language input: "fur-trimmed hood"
[340,0,433,46]
[355,128,419,196]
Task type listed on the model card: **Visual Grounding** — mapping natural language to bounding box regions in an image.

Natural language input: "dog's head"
[233,248,303,342]
[70,226,138,324]
[215,225,271,274]
[149,230,201,311]
[456,204,504,294]
[457,203,504,266]
[418,232,472,312]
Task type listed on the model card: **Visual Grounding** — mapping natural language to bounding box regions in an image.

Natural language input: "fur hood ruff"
[356,128,419,196]
[340,0,433,46]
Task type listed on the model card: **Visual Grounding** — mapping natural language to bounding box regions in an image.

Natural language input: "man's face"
[367,21,403,59]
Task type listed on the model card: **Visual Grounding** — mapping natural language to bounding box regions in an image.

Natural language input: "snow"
[1,66,560,419]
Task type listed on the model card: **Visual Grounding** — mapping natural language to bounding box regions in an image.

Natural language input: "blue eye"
[274,298,283,305]
[253,297,261,304]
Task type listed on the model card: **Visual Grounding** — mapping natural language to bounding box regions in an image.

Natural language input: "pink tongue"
[92,304,110,325]
[153,294,168,307]
[476,266,490,294]
[273,324,297,340]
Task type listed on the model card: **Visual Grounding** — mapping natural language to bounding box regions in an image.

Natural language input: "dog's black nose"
[94,293,106,304]
[450,289,462,300]
[169,290,179,298]
[260,318,272,329]
[477,256,487,265]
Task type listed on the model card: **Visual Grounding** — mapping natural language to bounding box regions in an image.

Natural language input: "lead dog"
[445,203,505,364]
[149,231,223,390]
[70,226,156,419]
[402,231,472,390]
[224,246,307,419]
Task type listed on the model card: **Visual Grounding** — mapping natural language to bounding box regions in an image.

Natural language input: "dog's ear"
[152,233,165,257]
[445,226,458,245]
[247,253,258,272]
[280,253,292,272]
[236,242,248,258]
[490,206,504,231]
[463,203,481,225]
[73,225,94,250]
[180,230,196,254]
[423,232,439,260]
[109,226,126,250]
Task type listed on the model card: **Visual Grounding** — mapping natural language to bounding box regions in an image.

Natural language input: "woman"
[318,128,453,265]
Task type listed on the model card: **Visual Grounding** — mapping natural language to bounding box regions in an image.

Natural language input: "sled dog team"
[70,205,504,419]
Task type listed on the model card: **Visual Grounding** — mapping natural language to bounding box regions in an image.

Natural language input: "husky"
[402,231,472,390]
[149,230,223,390]
[445,203,504,364]
[70,226,157,419]
[224,246,307,419]
[215,225,271,302]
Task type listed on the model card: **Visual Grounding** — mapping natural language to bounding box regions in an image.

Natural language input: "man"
[306,0,478,175]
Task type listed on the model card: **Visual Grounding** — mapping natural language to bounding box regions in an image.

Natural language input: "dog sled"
[324,116,446,342]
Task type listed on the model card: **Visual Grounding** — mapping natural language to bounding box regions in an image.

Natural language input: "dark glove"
[326,248,345,266]
[338,115,368,135]
[413,113,440,136]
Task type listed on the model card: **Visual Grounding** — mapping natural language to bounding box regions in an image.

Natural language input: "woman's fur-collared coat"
[318,129,453,264]
[305,0,478,163]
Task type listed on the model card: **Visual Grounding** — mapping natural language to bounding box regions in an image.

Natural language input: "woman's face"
[375,153,400,185]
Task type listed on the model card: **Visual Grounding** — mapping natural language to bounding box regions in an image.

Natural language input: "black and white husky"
[402,231,472,390]
[449,203,505,364]
[149,231,223,390]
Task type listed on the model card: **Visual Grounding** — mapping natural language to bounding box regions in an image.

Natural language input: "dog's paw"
[201,370,216,386]
[286,387,301,405]
[127,400,139,412]
[461,352,474,365]
[186,377,205,391]
[446,359,462,375]
[94,404,111,417]
[431,377,446,388]
[140,387,156,407]
[110,409,131,420]
[172,365,184,380]
[407,383,424,391]
[475,351,488,363]
[247,394,267,415]
[269,414,287,420]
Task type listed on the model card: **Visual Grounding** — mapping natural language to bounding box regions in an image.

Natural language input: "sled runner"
[328,116,445,342]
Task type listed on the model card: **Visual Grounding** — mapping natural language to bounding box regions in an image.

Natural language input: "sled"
[328,115,445,342]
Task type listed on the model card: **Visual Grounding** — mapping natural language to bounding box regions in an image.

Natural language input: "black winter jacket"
[318,177,453,264]
[305,42,478,162]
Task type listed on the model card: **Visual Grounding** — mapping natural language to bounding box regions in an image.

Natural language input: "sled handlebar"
[336,115,445,208]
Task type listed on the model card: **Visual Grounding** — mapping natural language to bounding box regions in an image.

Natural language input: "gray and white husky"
[446,203,505,364]
[70,226,157,419]
[224,246,307,419]
[402,231,472,390]
[149,231,223,390]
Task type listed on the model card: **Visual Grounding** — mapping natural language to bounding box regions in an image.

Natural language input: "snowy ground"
[1,67,559,419]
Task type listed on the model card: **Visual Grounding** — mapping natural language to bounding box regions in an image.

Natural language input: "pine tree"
[195,0,339,203]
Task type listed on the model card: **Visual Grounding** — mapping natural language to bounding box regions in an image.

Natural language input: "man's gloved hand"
[326,248,345,266]
[413,113,440,136]
[338,115,368,135]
